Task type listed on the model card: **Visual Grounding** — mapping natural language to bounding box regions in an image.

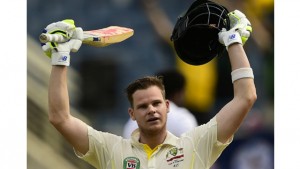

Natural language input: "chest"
[110,145,207,169]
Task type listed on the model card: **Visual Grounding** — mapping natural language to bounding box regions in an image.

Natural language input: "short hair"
[155,69,186,99]
[125,76,166,107]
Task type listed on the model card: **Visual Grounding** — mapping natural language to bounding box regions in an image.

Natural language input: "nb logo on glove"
[59,56,68,62]
[229,34,236,40]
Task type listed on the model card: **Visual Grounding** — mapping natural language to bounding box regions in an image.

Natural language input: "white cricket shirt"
[75,117,232,169]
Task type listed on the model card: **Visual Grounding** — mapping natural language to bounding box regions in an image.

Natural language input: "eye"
[137,104,147,109]
[153,101,162,107]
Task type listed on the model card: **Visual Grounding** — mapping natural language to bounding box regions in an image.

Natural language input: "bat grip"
[39,33,68,43]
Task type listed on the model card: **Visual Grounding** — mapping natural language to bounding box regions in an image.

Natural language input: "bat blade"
[39,26,134,47]
[83,26,134,47]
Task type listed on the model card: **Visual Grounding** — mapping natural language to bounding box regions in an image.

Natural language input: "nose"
[147,105,156,114]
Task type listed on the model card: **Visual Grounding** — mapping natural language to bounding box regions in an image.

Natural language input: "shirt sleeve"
[183,116,233,167]
[74,125,123,169]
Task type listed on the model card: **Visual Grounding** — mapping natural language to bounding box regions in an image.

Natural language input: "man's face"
[128,86,169,135]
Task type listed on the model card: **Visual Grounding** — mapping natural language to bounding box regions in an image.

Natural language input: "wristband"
[231,68,254,83]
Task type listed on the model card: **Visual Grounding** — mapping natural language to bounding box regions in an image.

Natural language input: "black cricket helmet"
[171,0,230,65]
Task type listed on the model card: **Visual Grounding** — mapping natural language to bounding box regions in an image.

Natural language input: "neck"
[139,130,167,149]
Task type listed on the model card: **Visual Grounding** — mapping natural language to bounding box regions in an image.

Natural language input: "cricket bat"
[39,26,134,47]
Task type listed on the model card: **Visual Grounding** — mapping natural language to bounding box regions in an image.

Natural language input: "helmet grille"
[171,0,230,65]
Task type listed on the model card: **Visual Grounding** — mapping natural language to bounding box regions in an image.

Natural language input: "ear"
[165,100,170,113]
[128,108,136,120]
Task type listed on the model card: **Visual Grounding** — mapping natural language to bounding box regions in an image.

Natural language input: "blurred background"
[27,0,274,168]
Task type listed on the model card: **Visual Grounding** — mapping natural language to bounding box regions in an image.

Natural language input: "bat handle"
[39,33,68,43]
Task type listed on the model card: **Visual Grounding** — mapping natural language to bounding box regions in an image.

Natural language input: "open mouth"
[147,117,159,122]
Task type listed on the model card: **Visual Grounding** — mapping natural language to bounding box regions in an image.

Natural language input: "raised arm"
[216,10,257,143]
[42,19,89,154]
[215,44,257,143]
[48,66,89,154]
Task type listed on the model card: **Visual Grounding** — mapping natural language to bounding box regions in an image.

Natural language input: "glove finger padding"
[70,28,83,52]
[45,19,76,39]
[70,39,82,53]
[228,10,247,28]
[42,42,52,58]
[228,10,252,45]
[239,29,250,45]
[72,27,84,40]
[40,19,83,66]
[41,19,77,56]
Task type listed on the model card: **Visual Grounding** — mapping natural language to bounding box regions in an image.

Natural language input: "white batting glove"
[228,10,252,45]
[41,19,83,66]
[218,28,242,49]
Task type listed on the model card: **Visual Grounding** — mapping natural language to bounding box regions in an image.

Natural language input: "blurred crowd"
[28,0,274,168]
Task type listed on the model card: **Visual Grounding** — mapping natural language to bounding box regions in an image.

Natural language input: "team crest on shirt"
[123,157,140,169]
[166,147,184,167]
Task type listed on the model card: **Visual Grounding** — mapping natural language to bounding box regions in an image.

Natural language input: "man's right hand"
[41,19,83,66]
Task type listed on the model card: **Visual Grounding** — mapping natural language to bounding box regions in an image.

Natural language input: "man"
[123,69,198,138]
[42,10,256,169]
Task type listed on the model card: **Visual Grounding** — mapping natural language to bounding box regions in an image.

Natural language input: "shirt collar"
[130,129,178,147]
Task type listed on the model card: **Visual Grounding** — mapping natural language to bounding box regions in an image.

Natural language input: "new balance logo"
[58,56,68,62]
[61,56,68,61]
[229,34,236,40]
